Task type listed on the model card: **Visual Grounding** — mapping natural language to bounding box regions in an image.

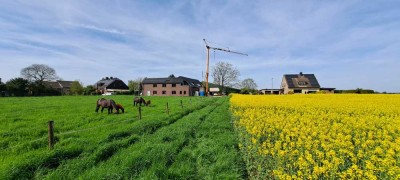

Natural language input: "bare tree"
[211,61,240,93]
[21,64,58,85]
[240,78,258,90]
[239,78,258,94]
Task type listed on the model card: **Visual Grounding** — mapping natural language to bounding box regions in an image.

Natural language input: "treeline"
[1,63,141,97]
[0,77,61,96]
[0,78,97,97]
[0,64,94,97]
[334,88,376,94]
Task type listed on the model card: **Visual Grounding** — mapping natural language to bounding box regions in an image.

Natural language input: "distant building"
[259,89,282,95]
[207,82,240,95]
[280,72,335,94]
[95,77,129,94]
[44,80,74,94]
[142,75,201,96]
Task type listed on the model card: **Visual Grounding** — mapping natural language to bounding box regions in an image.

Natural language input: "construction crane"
[203,39,248,96]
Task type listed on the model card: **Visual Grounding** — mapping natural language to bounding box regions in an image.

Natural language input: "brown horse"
[116,104,124,113]
[96,98,120,114]
[133,97,147,106]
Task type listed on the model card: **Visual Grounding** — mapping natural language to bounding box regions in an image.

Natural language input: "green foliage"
[70,81,84,95]
[240,87,258,94]
[0,80,5,95]
[128,78,143,95]
[0,96,244,179]
[5,77,29,96]
[335,88,375,94]
[83,85,96,95]
[316,90,327,94]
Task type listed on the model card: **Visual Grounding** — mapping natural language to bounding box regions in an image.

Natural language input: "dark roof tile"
[143,76,201,88]
[283,73,320,88]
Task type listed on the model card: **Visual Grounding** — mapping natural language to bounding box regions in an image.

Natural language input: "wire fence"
[0,99,210,151]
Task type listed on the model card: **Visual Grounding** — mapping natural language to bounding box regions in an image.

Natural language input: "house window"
[294,90,302,93]
[162,84,167,87]
[180,91,182,94]
[153,84,157,87]
[172,91,176,94]
[162,91,166,94]
[153,91,157,94]
[184,91,186,95]
[172,84,176,87]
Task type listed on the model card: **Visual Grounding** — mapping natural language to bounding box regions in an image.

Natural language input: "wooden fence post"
[138,106,142,120]
[166,102,169,115]
[180,100,183,109]
[48,121,54,150]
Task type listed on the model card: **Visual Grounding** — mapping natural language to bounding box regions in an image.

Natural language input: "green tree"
[0,79,5,96]
[70,81,84,95]
[84,85,96,95]
[6,78,29,96]
[128,77,143,95]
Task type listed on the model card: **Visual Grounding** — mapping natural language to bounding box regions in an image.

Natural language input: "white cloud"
[0,1,399,92]
[66,22,126,35]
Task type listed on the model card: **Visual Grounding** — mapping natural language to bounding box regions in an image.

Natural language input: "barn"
[95,77,129,94]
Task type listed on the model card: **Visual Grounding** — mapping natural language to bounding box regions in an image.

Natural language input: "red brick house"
[142,75,201,96]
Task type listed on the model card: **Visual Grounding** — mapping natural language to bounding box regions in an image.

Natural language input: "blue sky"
[0,0,399,92]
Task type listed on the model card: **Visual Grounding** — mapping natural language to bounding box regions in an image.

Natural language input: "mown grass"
[0,95,245,179]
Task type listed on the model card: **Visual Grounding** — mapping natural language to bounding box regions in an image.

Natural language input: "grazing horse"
[116,104,124,113]
[96,98,119,114]
[133,97,147,106]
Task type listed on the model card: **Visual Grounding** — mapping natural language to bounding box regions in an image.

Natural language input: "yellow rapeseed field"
[230,94,400,179]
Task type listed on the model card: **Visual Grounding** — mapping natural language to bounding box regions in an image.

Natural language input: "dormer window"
[298,81,308,86]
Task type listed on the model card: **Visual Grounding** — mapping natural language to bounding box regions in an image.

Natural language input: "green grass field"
[0,95,245,179]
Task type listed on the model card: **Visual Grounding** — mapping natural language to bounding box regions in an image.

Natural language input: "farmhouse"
[44,80,74,94]
[142,75,201,96]
[281,72,335,94]
[95,77,129,94]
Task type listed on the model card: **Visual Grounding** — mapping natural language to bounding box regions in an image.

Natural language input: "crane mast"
[203,39,247,96]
